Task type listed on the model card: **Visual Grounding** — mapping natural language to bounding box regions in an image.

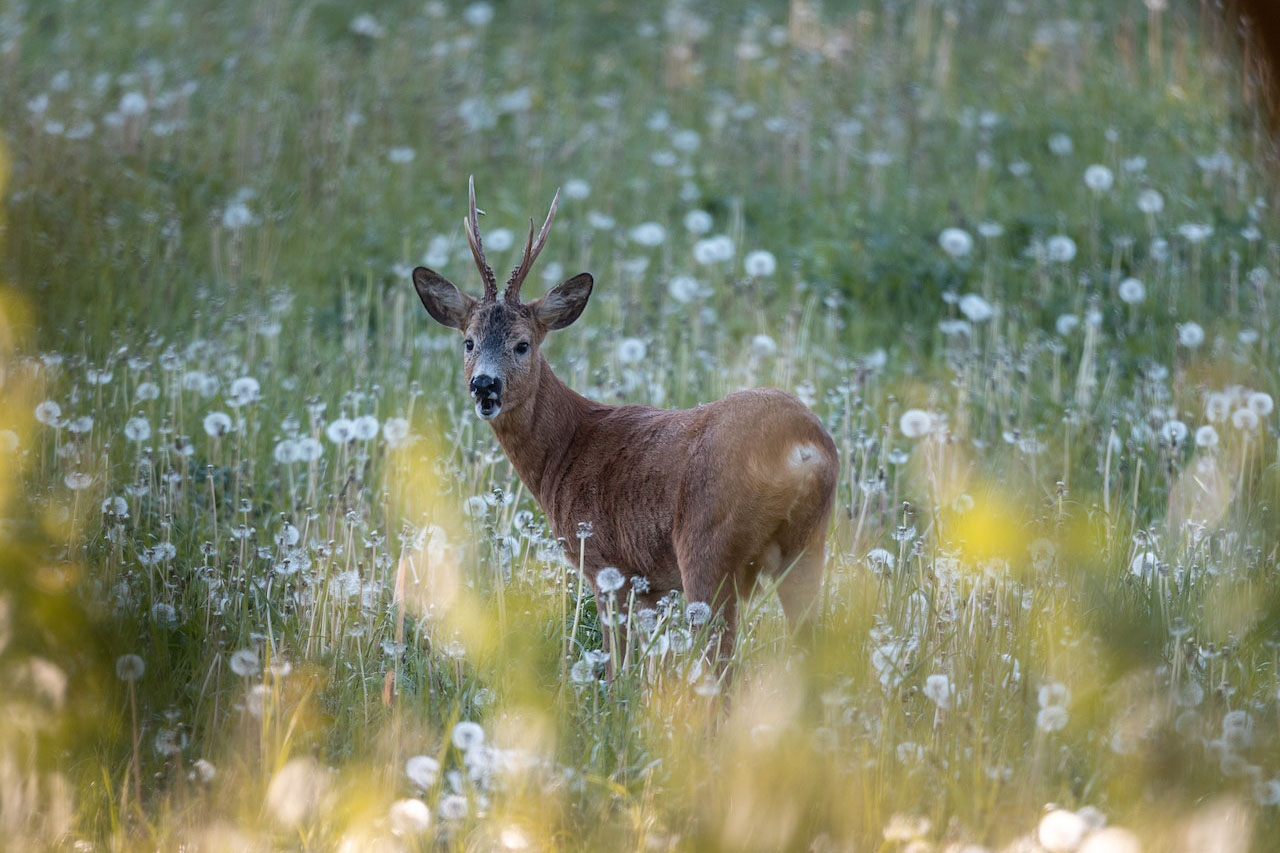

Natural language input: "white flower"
[1079,828,1142,853]
[135,381,160,400]
[1205,392,1231,423]
[349,13,385,38]
[1194,425,1219,448]
[67,415,94,434]
[629,222,666,246]
[1084,164,1114,192]
[1118,277,1145,304]
[65,471,92,490]
[439,793,468,821]
[296,437,323,461]
[743,250,777,277]
[221,201,258,230]
[686,601,712,626]
[684,209,713,234]
[1038,682,1070,708]
[587,211,615,230]
[227,376,260,406]
[938,227,974,259]
[203,411,233,437]
[1048,132,1073,156]
[750,334,778,358]
[923,674,952,709]
[595,567,625,594]
[463,2,494,26]
[1159,420,1188,445]
[387,147,416,164]
[124,417,151,442]
[35,400,62,425]
[1038,809,1087,851]
[958,293,994,322]
[486,228,514,251]
[326,417,355,444]
[1232,408,1259,432]
[273,439,300,464]
[563,178,590,199]
[668,275,700,303]
[389,798,432,836]
[1178,222,1213,243]
[266,758,329,828]
[616,337,647,364]
[119,91,148,116]
[229,648,259,677]
[977,221,1004,239]
[1046,234,1077,263]
[1037,705,1069,732]
[1137,188,1164,214]
[1247,391,1273,417]
[1129,551,1157,580]
[1177,322,1205,349]
[693,234,734,265]
[116,654,145,681]
[352,415,379,441]
[383,417,410,447]
[865,547,895,573]
[102,496,129,517]
[452,721,485,751]
[1055,314,1079,336]
[899,409,932,439]
[405,755,440,789]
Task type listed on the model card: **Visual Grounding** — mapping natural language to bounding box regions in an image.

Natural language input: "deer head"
[413,177,594,421]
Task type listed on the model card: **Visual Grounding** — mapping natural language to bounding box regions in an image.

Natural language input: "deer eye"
[464,339,474,352]
[514,341,530,356]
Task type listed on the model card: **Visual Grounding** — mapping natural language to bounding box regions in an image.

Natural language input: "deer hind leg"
[775,529,827,633]
[673,518,765,667]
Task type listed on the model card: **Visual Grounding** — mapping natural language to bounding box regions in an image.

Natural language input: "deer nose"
[470,374,502,399]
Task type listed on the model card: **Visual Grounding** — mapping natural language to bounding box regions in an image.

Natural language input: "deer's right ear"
[531,273,594,331]
[413,267,474,329]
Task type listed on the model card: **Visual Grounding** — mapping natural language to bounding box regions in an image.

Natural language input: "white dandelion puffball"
[349,13,385,38]
[667,274,700,303]
[958,293,994,322]
[65,471,92,490]
[1248,391,1274,417]
[296,437,323,462]
[1177,322,1205,349]
[383,417,410,447]
[743,249,777,277]
[386,146,415,164]
[1079,828,1142,853]
[266,758,329,829]
[750,333,778,358]
[203,411,233,437]
[595,566,625,594]
[938,227,973,259]
[222,201,257,230]
[1178,222,1213,243]
[115,654,146,681]
[1159,420,1188,445]
[1194,425,1219,449]
[352,415,380,441]
[1038,809,1087,852]
[35,400,62,425]
[1048,132,1073,156]
[899,409,932,439]
[485,227,514,252]
[439,793,469,821]
[464,2,494,26]
[389,798,432,836]
[405,754,440,789]
[326,417,355,444]
[1118,277,1145,304]
[693,234,734,265]
[452,720,485,751]
[273,439,300,464]
[102,496,129,517]
[563,178,590,199]
[923,674,952,709]
[1038,682,1070,708]
[124,417,151,442]
[865,547,895,573]
[119,91,148,116]
[228,648,259,677]
[1037,704,1070,732]
[1056,314,1080,336]
[686,601,712,626]
[135,381,160,401]
[1137,188,1164,214]
[684,209,713,234]
[1232,408,1259,432]
[629,222,667,247]
[616,337,647,364]
[1046,234,1077,263]
[1083,164,1114,192]
[1205,392,1231,423]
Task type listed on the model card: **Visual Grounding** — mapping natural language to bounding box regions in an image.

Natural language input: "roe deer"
[412,178,838,663]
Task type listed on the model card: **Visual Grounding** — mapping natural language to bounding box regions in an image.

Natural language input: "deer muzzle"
[469,373,503,420]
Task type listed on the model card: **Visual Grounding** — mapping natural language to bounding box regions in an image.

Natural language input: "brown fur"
[413,184,838,657]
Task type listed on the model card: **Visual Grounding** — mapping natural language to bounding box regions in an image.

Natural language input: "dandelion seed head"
[923,673,952,709]
[1177,322,1205,349]
[629,222,666,246]
[958,293,994,322]
[616,337,647,364]
[1194,425,1219,449]
[595,566,625,594]
[1038,809,1086,851]
[229,648,259,677]
[743,249,777,277]
[1231,407,1259,432]
[124,416,151,442]
[899,409,933,439]
[1118,277,1145,304]
[34,400,62,426]
[684,209,713,234]
[1046,234,1077,263]
[389,798,432,836]
[938,227,974,259]
[667,275,700,303]
[1247,391,1273,417]
[115,654,145,681]
[750,334,778,358]
[452,720,485,751]
[1083,164,1114,192]
[405,755,440,789]
[685,601,712,626]
[203,411,233,437]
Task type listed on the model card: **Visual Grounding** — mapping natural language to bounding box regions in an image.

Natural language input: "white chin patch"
[475,401,502,421]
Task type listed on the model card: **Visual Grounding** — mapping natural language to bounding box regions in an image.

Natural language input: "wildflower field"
[3,0,1280,849]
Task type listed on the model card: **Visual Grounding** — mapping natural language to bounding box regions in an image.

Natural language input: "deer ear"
[413,267,474,329]
[531,273,593,331]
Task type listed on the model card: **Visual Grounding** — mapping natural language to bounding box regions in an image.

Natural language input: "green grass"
[2,0,1280,849]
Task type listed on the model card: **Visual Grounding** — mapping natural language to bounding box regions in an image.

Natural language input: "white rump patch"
[787,442,821,470]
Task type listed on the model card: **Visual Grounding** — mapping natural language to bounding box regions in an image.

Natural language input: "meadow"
[1,0,1279,849]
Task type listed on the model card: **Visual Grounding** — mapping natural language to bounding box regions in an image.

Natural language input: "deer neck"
[488,355,592,502]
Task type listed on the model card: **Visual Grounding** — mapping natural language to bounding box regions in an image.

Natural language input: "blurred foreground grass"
[2,0,1280,850]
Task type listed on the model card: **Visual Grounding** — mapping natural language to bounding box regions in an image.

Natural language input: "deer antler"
[463,175,498,301]
[504,188,560,304]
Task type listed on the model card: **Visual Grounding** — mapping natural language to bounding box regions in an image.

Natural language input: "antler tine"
[463,175,498,300]
[504,187,560,304]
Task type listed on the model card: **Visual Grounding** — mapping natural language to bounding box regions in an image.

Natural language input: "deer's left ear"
[531,273,593,330]
[413,267,475,329]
